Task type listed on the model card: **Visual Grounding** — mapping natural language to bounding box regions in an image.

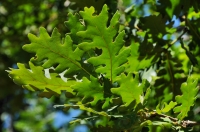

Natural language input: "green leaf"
[143,87,152,105]
[77,5,130,82]
[141,14,167,36]
[101,75,112,98]
[158,0,200,18]
[126,40,154,72]
[180,39,198,66]
[156,101,177,114]
[131,34,162,72]
[154,50,186,103]
[151,121,172,129]
[159,0,180,18]
[173,75,199,120]
[23,27,90,76]
[65,102,108,117]
[72,75,110,108]
[111,73,149,107]
[70,0,106,12]
[140,14,174,43]
[64,13,85,44]
[8,62,76,98]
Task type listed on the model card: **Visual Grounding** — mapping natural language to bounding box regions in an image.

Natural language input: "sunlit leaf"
[72,75,110,108]
[77,5,130,82]
[173,76,199,120]
[156,101,177,114]
[8,62,76,97]
[126,40,154,72]
[64,13,85,44]
[111,73,149,107]
[23,27,90,76]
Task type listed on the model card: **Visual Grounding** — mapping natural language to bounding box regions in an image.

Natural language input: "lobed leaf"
[173,76,199,120]
[111,73,149,107]
[154,50,186,103]
[126,40,155,72]
[70,0,106,12]
[69,101,108,117]
[156,101,177,114]
[72,75,110,108]
[77,5,130,82]
[64,13,85,44]
[23,27,89,76]
[8,62,76,98]
[141,14,167,37]
[158,0,200,18]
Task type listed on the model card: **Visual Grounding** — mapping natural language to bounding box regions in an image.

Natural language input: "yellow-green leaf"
[173,76,199,120]
[8,62,76,97]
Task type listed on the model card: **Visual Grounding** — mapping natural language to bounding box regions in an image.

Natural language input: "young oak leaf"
[111,73,149,107]
[173,76,199,120]
[8,62,76,97]
[77,5,130,82]
[71,75,110,109]
[23,27,90,76]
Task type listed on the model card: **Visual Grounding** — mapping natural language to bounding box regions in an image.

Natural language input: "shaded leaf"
[158,0,200,18]
[101,75,112,98]
[154,50,187,103]
[141,14,167,36]
[180,39,198,66]
[140,14,174,44]
[70,0,106,12]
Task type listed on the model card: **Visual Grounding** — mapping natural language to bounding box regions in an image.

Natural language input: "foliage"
[174,76,199,120]
[0,0,82,131]
[6,0,200,132]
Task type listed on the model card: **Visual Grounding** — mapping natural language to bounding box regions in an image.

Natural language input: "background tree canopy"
[1,0,82,131]
[1,0,200,132]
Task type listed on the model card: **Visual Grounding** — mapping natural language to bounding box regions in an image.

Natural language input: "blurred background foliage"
[0,0,86,131]
[1,0,200,132]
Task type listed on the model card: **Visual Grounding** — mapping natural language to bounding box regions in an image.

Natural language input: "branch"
[142,110,200,128]
[167,27,188,49]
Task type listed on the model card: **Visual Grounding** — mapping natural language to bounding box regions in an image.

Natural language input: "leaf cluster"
[7,1,200,131]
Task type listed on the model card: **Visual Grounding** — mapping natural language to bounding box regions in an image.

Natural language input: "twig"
[145,110,200,128]
[167,27,188,49]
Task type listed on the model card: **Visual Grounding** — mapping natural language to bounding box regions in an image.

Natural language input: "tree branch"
[142,110,200,128]
[167,27,188,49]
